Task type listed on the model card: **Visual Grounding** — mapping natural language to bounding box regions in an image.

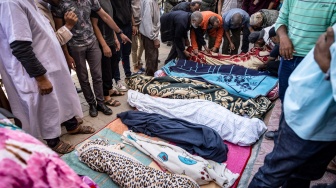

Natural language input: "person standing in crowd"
[161,11,203,64]
[91,0,123,108]
[200,0,217,12]
[164,0,182,13]
[110,0,141,91]
[264,0,336,140]
[217,0,238,15]
[131,16,145,74]
[139,0,161,76]
[241,0,273,53]
[171,0,202,12]
[222,8,251,55]
[249,9,278,30]
[0,0,96,154]
[52,0,131,117]
[249,24,336,188]
[190,11,223,53]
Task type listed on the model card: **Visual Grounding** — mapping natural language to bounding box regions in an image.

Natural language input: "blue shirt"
[284,25,336,141]
[222,8,250,31]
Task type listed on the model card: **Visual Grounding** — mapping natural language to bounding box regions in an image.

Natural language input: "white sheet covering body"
[127,90,267,146]
[122,131,239,188]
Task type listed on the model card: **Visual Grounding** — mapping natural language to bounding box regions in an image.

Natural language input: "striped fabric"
[275,0,336,57]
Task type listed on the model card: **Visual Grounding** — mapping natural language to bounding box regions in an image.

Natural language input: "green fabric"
[61,128,152,188]
[275,0,336,57]
[126,74,272,119]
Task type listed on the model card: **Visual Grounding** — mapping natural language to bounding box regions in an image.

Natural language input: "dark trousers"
[278,56,304,102]
[222,28,241,55]
[69,40,104,105]
[248,113,336,188]
[164,39,186,64]
[241,26,250,53]
[101,45,121,97]
[142,35,159,76]
[118,23,132,77]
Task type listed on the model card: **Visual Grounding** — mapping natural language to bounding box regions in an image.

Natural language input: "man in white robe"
[0,0,94,154]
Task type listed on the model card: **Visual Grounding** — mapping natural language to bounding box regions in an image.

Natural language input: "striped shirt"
[275,0,336,57]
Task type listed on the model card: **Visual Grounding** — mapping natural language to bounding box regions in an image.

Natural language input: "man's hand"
[66,55,76,70]
[154,39,160,48]
[204,46,211,54]
[35,75,53,95]
[115,39,120,51]
[279,35,295,60]
[314,27,334,73]
[64,11,78,30]
[192,49,199,55]
[120,33,132,44]
[211,47,218,53]
[102,45,112,57]
[183,50,191,58]
[229,42,235,50]
[132,25,138,36]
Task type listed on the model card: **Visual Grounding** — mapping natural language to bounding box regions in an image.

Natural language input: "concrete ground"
[61,39,336,187]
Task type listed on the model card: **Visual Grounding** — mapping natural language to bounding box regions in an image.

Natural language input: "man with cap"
[171,0,202,12]
[249,24,336,188]
[222,8,251,55]
[249,9,279,31]
[161,11,203,64]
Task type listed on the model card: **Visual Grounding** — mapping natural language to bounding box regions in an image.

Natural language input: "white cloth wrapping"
[122,131,239,188]
[0,0,82,139]
[127,90,267,146]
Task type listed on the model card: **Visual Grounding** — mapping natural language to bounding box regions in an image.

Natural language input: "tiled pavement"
[59,40,336,187]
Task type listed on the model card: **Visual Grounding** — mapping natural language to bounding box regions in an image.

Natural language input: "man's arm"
[213,25,224,51]
[54,17,76,70]
[224,29,235,50]
[54,11,77,46]
[96,8,132,44]
[218,0,223,15]
[91,17,112,57]
[131,0,141,26]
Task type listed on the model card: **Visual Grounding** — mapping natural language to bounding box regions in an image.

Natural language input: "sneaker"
[116,80,127,92]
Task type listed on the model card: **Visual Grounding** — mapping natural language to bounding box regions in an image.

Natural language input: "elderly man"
[249,24,336,188]
[190,11,223,53]
[0,0,95,154]
[249,9,279,30]
[139,0,161,76]
[161,11,203,64]
[171,0,202,12]
[222,8,251,55]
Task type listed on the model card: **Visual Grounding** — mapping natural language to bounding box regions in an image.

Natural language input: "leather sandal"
[51,140,74,154]
[68,125,95,135]
[104,98,121,107]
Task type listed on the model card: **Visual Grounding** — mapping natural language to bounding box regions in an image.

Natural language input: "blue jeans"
[118,23,132,77]
[248,113,336,188]
[278,56,304,102]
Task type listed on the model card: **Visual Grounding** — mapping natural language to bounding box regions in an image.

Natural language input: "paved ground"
[60,39,336,187]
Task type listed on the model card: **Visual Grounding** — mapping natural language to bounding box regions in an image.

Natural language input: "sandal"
[51,140,75,154]
[104,98,121,107]
[109,89,125,97]
[68,125,96,135]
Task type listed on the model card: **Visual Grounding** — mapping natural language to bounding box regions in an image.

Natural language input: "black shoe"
[97,103,113,115]
[264,130,277,140]
[76,87,82,93]
[89,104,98,117]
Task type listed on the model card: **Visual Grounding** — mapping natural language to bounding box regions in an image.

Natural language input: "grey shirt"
[51,0,101,47]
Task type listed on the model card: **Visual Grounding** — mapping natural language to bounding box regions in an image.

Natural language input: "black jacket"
[160,11,191,52]
[110,0,132,27]
[171,2,191,12]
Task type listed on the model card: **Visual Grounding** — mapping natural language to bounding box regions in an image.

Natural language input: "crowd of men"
[0,0,335,187]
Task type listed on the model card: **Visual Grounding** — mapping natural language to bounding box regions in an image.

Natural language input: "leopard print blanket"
[77,139,200,188]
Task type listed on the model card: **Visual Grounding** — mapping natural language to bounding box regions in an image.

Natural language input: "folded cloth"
[77,139,200,188]
[127,90,267,146]
[117,111,229,163]
[122,131,239,187]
